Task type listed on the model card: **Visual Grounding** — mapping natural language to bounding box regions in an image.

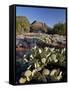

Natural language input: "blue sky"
[16,6,66,27]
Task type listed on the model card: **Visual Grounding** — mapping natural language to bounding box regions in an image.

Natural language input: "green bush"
[16,16,30,34]
[52,23,66,35]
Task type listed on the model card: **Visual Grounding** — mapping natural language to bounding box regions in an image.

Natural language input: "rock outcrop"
[30,21,47,33]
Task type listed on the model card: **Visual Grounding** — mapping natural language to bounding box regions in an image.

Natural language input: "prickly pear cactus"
[16,34,66,84]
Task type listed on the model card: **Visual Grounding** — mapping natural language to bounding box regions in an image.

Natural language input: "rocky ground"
[16,33,67,84]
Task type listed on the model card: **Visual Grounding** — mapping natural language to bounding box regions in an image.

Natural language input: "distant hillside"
[16,16,30,34]
[16,16,66,35]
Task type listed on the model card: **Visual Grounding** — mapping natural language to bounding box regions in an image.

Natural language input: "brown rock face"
[30,21,47,33]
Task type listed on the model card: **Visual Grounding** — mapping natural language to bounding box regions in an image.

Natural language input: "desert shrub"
[16,16,30,34]
[52,23,66,35]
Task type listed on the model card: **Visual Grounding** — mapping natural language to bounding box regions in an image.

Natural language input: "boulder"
[30,21,47,33]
